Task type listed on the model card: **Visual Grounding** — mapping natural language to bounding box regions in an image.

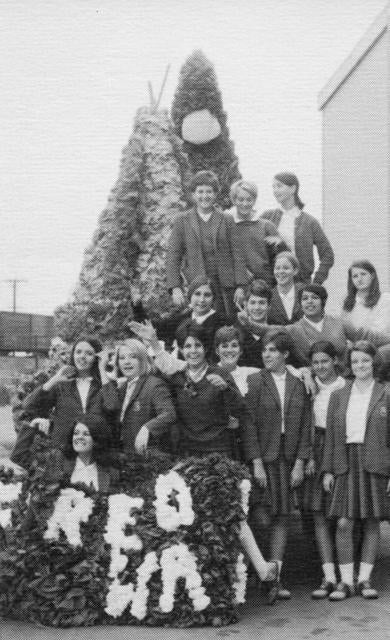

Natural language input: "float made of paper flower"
[0,450,250,628]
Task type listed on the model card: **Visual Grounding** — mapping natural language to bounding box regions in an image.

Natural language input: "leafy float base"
[0,446,250,628]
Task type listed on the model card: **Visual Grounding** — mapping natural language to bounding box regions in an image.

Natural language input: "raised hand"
[206,373,228,389]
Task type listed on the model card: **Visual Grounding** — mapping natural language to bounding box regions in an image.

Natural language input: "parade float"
[0,446,251,628]
[55,51,240,342]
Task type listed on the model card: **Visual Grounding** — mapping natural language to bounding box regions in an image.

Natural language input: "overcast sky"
[0,0,387,315]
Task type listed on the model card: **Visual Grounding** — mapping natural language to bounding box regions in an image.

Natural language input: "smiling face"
[311,352,337,383]
[192,185,217,211]
[72,423,94,455]
[274,255,297,288]
[190,284,214,316]
[351,267,374,294]
[118,346,142,380]
[272,179,296,207]
[301,291,324,321]
[246,295,269,323]
[234,187,256,218]
[216,338,241,369]
[73,341,97,374]
[262,341,287,373]
[350,350,374,381]
[181,336,206,369]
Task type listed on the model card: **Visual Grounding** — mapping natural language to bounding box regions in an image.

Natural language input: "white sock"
[358,562,374,583]
[339,563,354,586]
[276,560,283,574]
[322,562,336,584]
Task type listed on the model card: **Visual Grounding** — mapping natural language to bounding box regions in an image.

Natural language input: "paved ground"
[2,405,390,640]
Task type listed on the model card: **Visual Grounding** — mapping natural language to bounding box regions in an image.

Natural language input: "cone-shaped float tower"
[55,106,191,342]
[172,50,241,208]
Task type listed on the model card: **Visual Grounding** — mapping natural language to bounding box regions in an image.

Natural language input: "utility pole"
[2,278,27,312]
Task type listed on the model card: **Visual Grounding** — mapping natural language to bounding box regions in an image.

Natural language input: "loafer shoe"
[312,580,336,600]
[328,582,354,601]
[358,581,378,599]
[277,583,291,600]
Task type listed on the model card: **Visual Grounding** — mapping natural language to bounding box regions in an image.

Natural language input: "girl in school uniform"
[342,260,390,334]
[11,414,116,493]
[128,318,278,587]
[303,341,345,599]
[268,252,303,325]
[21,335,117,450]
[113,338,176,458]
[244,329,312,600]
[322,341,390,600]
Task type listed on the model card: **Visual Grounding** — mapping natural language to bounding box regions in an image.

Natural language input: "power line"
[1,278,28,312]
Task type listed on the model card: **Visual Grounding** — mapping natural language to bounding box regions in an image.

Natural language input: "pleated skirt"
[301,428,330,513]
[327,443,390,520]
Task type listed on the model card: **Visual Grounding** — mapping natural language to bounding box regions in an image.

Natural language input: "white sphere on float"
[181,109,221,144]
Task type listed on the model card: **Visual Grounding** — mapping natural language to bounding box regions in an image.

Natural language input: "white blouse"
[271,371,287,433]
[278,286,295,320]
[76,377,93,412]
[346,381,375,444]
[278,206,300,254]
[342,292,390,334]
[313,376,345,429]
[71,457,99,490]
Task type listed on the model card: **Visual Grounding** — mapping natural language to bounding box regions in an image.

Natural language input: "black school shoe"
[312,579,336,599]
[357,581,378,599]
[328,582,355,601]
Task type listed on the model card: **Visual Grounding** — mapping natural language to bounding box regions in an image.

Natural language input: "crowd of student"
[10,170,390,606]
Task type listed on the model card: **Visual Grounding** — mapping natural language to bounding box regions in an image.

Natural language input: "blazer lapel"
[188,208,201,240]
[366,382,385,421]
[339,381,353,437]
[210,208,223,250]
[284,371,297,413]
[122,376,146,417]
[85,379,99,410]
[263,371,281,408]
[273,290,288,323]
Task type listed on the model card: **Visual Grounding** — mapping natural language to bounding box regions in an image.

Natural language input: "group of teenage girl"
[10,169,390,607]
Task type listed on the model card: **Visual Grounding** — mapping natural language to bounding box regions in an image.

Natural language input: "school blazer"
[244,369,312,463]
[116,375,177,453]
[166,207,247,290]
[321,381,390,477]
[261,209,334,284]
[21,379,118,449]
[11,424,115,492]
[267,286,303,326]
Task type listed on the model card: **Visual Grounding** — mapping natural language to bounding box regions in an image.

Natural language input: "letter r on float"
[44,488,94,546]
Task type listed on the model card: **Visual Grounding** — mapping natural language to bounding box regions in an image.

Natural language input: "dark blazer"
[244,369,312,463]
[268,285,303,325]
[237,325,264,369]
[261,209,334,284]
[11,424,115,492]
[322,381,390,477]
[166,207,247,290]
[116,375,177,454]
[21,379,117,449]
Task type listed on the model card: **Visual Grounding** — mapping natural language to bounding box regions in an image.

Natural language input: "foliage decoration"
[171,50,241,208]
[0,448,250,628]
[54,107,191,343]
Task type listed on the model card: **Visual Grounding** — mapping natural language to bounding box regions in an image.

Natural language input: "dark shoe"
[312,580,336,600]
[357,581,378,599]
[328,582,354,601]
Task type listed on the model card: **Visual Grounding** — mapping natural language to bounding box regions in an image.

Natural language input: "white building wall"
[321,25,389,312]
